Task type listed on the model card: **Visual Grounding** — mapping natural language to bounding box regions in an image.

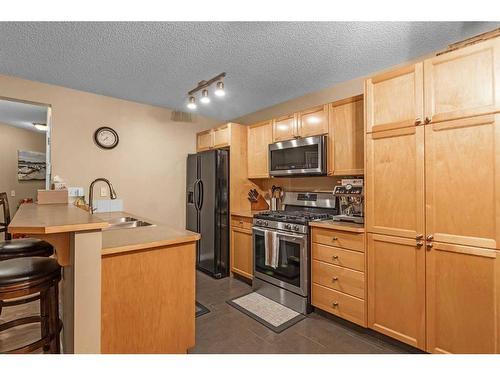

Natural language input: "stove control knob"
[293,225,300,231]
[285,224,291,230]
[256,220,262,225]
[264,221,269,227]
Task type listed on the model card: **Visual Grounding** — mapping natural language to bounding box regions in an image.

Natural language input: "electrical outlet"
[10,190,15,197]
[100,186,107,197]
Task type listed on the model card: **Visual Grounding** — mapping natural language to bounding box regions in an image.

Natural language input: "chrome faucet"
[88,178,117,214]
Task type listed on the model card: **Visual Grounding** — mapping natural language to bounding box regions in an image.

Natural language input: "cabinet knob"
[415,118,422,126]
[426,243,433,250]
[332,277,338,282]
[424,117,432,124]
[332,301,339,308]
[426,235,434,241]
[332,255,339,260]
[239,220,243,224]
[416,241,424,248]
[332,237,338,241]
[415,234,424,240]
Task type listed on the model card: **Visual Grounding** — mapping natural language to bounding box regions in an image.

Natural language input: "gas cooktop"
[254,210,333,225]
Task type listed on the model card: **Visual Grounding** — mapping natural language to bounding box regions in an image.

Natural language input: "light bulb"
[186,96,197,110]
[200,89,210,104]
[214,81,225,97]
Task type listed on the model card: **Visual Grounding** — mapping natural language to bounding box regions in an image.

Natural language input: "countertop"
[230,210,266,218]
[309,220,365,233]
[8,203,109,234]
[96,211,200,256]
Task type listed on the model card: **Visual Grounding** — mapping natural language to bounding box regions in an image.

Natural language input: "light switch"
[10,190,15,197]
[100,186,107,197]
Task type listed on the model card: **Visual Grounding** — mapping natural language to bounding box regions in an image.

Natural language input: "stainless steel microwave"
[268,135,327,176]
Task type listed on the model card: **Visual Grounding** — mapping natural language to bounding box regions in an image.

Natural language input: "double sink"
[104,216,154,230]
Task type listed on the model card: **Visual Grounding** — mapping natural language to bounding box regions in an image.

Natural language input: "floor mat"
[196,301,210,318]
[227,292,305,333]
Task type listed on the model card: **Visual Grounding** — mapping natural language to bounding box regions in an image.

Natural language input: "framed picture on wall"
[17,150,46,181]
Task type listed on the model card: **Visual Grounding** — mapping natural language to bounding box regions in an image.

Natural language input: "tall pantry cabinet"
[365,37,500,353]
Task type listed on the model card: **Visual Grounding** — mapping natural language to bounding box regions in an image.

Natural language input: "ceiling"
[0,99,48,132]
[0,22,498,121]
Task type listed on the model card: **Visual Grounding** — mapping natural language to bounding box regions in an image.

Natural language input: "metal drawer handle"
[332,237,338,241]
[332,301,339,308]
[332,277,338,282]
[332,255,339,260]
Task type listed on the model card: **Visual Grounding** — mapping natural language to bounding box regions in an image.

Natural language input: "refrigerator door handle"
[198,179,204,210]
[193,179,199,211]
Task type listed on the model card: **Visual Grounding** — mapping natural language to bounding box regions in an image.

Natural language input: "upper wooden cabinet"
[196,129,214,152]
[367,233,426,350]
[272,113,298,142]
[365,126,425,239]
[426,242,500,353]
[328,96,364,176]
[425,114,500,250]
[196,124,231,152]
[365,63,424,133]
[424,38,500,124]
[297,104,329,138]
[247,120,273,178]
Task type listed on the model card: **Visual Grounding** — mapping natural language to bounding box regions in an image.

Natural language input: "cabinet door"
[328,96,364,175]
[367,233,426,350]
[247,121,272,178]
[230,227,253,279]
[424,38,500,124]
[298,105,329,138]
[272,113,298,142]
[426,242,500,353]
[213,124,231,148]
[366,126,425,239]
[197,129,213,152]
[365,63,424,133]
[425,114,500,249]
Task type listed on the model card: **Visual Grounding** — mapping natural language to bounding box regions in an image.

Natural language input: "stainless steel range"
[252,192,337,314]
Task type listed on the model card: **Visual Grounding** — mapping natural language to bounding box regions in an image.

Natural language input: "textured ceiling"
[0,99,48,132]
[0,22,498,121]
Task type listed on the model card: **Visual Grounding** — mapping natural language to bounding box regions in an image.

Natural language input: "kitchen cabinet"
[272,113,298,142]
[196,129,213,152]
[426,114,500,250]
[230,216,253,279]
[247,120,273,178]
[426,241,500,353]
[297,104,329,138]
[311,225,366,327]
[365,126,425,239]
[365,63,424,133]
[328,96,364,176]
[424,38,500,124]
[213,124,231,148]
[367,233,426,350]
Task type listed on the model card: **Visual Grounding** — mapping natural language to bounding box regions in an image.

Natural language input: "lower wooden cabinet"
[426,242,500,354]
[367,233,426,350]
[230,218,253,279]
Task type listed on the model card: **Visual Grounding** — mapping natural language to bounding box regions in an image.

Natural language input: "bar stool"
[0,239,55,316]
[0,257,62,354]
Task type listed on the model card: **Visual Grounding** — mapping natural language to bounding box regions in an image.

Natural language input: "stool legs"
[40,290,50,353]
[48,283,60,354]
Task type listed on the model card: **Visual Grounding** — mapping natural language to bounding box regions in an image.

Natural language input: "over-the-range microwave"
[268,135,327,177]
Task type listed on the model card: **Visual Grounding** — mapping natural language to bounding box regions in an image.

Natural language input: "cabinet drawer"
[312,243,365,272]
[231,215,253,230]
[312,260,365,299]
[312,283,366,327]
[312,227,365,252]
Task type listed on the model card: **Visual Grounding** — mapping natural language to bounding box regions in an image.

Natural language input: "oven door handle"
[252,227,306,240]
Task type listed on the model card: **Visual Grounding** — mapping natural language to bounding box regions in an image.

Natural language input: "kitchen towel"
[264,230,279,269]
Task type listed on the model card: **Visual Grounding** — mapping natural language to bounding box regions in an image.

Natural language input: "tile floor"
[190,271,418,354]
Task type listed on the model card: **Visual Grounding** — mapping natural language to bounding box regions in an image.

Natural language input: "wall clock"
[94,127,119,149]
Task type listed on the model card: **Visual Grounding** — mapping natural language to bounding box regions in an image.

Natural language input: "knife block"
[250,195,269,211]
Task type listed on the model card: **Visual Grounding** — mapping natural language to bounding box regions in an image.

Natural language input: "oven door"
[253,227,308,296]
[268,135,326,176]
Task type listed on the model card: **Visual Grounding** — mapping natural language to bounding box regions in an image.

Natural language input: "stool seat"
[0,239,54,261]
[0,257,60,287]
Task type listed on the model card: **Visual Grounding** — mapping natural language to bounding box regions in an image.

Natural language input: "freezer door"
[186,153,198,232]
[215,149,230,277]
[197,151,217,275]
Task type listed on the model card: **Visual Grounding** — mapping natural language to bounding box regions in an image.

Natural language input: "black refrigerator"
[186,149,229,279]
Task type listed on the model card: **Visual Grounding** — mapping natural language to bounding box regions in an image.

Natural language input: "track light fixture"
[186,72,226,110]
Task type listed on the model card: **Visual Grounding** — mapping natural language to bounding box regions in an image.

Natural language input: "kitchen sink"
[104,217,155,230]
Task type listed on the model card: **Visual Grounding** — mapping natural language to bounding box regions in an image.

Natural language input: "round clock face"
[94,127,119,149]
